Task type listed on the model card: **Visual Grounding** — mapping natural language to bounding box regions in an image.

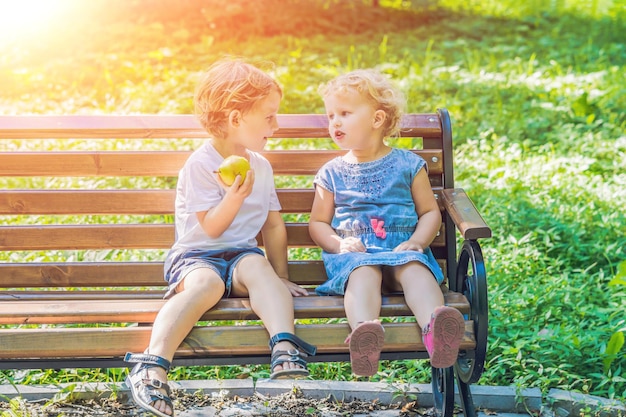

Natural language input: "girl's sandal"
[124,352,175,417]
[268,332,317,379]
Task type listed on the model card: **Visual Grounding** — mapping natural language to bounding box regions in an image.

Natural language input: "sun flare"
[0,0,74,44]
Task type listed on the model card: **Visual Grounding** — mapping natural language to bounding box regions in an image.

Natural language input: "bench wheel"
[431,366,455,417]
[453,239,488,384]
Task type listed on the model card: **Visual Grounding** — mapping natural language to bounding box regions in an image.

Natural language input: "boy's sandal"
[124,352,175,417]
[268,332,317,379]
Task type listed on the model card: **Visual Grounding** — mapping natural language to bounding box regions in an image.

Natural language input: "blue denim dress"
[313,148,444,296]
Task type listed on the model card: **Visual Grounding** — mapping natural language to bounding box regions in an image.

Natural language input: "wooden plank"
[0,262,167,288]
[0,261,327,288]
[0,223,445,250]
[0,321,475,359]
[0,190,176,215]
[278,189,314,213]
[0,292,470,325]
[0,290,167,301]
[0,224,175,250]
[267,150,443,176]
[0,259,447,290]
[0,114,443,139]
[0,187,446,215]
[0,189,313,215]
[0,150,443,177]
[0,115,210,139]
[0,152,191,177]
[0,261,328,288]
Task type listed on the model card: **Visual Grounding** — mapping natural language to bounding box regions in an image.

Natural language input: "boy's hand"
[217,169,255,198]
[280,278,309,297]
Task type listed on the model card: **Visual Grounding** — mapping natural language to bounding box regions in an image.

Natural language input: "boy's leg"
[140,268,225,416]
[230,254,303,373]
[149,267,225,359]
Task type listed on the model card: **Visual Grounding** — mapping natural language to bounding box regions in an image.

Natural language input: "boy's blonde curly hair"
[318,69,405,138]
[194,58,282,139]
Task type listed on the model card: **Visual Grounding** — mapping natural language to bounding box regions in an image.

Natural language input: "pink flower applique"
[371,218,386,239]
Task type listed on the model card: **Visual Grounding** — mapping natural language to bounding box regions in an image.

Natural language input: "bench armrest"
[441,188,492,240]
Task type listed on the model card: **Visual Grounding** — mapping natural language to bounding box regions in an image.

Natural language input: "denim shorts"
[163,247,265,299]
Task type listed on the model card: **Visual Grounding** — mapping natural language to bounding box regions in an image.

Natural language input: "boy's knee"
[237,253,268,269]
[179,269,224,294]
[235,255,276,283]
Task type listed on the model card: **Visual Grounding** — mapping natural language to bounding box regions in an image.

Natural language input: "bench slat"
[0,150,443,177]
[266,150,443,175]
[0,321,475,359]
[0,224,174,250]
[0,261,326,288]
[0,114,443,139]
[0,189,315,215]
[0,187,445,215]
[0,190,176,215]
[0,260,446,289]
[0,152,191,177]
[0,262,167,288]
[0,223,445,250]
[0,292,470,324]
[0,290,167,301]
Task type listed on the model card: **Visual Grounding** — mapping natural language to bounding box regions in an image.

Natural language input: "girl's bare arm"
[394,167,441,252]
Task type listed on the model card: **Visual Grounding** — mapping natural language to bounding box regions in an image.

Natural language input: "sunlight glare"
[0,0,73,43]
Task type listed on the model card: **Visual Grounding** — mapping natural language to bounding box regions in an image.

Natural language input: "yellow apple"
[215,155,250,186]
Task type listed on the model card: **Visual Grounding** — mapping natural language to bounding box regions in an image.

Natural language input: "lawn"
[1,0,625,402]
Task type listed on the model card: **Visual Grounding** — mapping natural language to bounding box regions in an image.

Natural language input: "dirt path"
[0,387,436,416]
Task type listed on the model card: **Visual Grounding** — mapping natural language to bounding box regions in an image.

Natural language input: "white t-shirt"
[171,142,281,251]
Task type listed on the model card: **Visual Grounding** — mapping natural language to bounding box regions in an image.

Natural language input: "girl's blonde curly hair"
[194,58,282,139]
[318,69,405,138]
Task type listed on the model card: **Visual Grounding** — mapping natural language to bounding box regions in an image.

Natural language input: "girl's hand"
[393,240,424,253]
[338,236,366,253]
[281,278,309,297]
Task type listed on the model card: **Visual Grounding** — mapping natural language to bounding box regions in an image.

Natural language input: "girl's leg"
[391,262,464,368]
[141,268,225,416]
[389,262,444,329]
[344,266,385,376]
[344,265,383,329]
[230,254,303,373]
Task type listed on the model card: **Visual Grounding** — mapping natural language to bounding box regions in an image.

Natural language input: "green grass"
[0,0,625,402]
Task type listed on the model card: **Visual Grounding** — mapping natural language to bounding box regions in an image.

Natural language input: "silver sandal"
[269,332,317,379]
[124,352,175,417]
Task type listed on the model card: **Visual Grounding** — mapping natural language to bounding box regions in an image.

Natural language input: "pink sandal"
[422,306,465,368]
[346,321,385,376]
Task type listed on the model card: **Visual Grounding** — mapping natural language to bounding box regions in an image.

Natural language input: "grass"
[0,0,625,403]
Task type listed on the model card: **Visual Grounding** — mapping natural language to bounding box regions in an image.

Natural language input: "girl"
[309,69,464,377]
[124,58,316,417]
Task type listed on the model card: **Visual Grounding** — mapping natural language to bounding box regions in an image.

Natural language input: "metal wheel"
[453,239,488,384]
[431,366,455,417]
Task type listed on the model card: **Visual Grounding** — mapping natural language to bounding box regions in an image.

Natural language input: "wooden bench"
[0,109,491,417]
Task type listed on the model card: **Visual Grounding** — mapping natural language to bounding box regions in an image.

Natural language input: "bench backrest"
[0,110,457,295]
